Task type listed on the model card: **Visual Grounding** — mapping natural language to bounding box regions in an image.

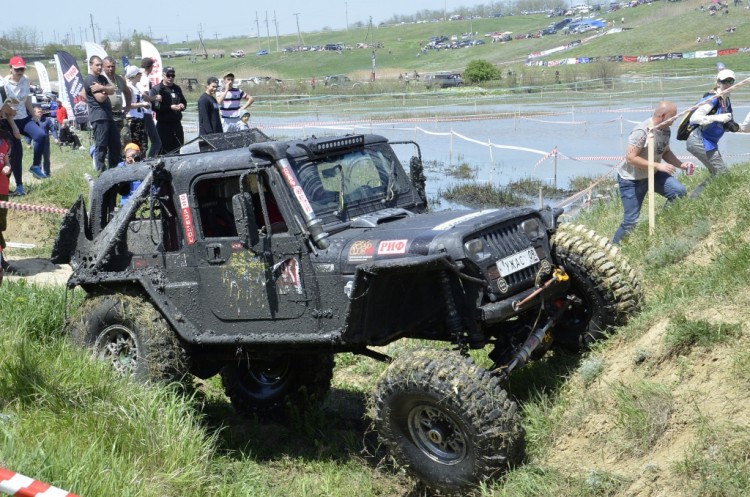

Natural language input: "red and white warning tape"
[0,201,68,216]
[0,467,79,497]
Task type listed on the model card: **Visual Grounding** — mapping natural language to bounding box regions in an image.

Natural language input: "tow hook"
[512,267,569,311]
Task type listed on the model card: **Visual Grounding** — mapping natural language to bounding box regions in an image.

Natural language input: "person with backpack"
[685,68,740,197]
[612,101,690,245]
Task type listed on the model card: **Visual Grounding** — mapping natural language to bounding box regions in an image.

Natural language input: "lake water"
[184,94,750,208]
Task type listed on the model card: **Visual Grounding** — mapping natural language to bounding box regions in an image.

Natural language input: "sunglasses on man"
[720,78,735,85]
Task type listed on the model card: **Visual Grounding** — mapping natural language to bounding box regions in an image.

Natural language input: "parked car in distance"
[324,74,353,87]
[256,49,269,56]
[231,50,245,58]
[424,72,464,89]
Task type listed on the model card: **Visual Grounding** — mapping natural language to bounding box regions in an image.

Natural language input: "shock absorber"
[439,270,484,349]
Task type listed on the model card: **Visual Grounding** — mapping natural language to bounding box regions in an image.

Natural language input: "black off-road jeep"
[52,129,642,494]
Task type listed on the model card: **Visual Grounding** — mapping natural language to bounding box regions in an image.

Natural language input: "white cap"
[125,65,140,78]
[717,69,735,82]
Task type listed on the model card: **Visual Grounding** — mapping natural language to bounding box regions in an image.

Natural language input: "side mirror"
[232,193,259,248]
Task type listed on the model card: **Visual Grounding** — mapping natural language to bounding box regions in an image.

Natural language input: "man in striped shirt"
[217,72,254,131]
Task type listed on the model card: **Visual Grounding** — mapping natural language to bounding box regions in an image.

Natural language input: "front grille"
[480,222,542,288]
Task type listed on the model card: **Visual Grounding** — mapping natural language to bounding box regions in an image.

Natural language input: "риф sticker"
[377,239,408,255]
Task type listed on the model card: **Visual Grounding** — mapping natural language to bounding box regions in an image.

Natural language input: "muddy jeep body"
[53,130,641,494]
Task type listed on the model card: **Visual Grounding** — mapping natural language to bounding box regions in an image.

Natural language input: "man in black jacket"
[197,76,222,136]
[149,66,186,154]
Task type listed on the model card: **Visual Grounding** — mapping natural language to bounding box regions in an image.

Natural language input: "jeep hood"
[324,207,541,273]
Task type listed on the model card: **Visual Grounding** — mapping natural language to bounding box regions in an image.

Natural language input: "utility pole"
[273,11,279,52]
[90,14,96,43]
[214,32,219,42]
[255,12,261,50]
[293,12,305,47]
[345,2,349,32]
[117,16,122,41]
[265,11,271,51]
[364,17,374,47]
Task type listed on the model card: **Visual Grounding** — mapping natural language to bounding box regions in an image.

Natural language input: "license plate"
[496,248,540,277]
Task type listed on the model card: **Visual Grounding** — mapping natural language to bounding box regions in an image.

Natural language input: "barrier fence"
[0,467,79,497]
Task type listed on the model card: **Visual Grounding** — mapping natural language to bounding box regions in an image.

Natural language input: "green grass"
[673,416,750,497]
[3,160,750,495]
[664,314,742,356]
[611,380,674,455]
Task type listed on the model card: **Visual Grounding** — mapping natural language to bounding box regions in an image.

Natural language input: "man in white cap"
[686,68,740,197]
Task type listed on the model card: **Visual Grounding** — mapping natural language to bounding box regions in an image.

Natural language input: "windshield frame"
[289,143,409,222]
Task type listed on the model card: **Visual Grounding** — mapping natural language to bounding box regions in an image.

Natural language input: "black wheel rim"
[94,324,139,375]
[240,358,292,400]
[407,403,467,465]
[560,280,594,332]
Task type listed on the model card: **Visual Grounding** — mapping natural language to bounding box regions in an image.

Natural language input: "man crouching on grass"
[612,101,691,245]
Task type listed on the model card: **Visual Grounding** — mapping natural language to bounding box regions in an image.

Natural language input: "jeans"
[9,115,50,187]
[143,114,161,158]
[91,119,122,172]
[686,128,727,177]
[686,128,728,198]
[612,172,687,244]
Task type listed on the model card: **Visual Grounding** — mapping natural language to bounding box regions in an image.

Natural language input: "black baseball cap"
[163,66,176,74]
[206,76,219,85]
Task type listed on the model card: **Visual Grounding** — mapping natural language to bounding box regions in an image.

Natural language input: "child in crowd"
[117,143,143,204]
[229,111,251,131]
[59,119,83,150]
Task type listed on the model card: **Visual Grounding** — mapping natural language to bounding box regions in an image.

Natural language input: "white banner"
[140,40,163,87]
[84,41,108,73]
[34,62,52,93]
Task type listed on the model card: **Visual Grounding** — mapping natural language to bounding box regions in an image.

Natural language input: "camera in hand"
[724,120,740,133]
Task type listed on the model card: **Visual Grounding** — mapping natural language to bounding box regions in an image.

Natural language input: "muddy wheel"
[552,223,643,349]
[69,295,188,382]
[221,353,334,417]
[370,349,524,495]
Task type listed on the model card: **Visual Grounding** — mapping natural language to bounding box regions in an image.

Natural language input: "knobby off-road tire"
[370,349,524,495]
[69,295,188,382]
[221,353,334,418]
[551,223,643,349]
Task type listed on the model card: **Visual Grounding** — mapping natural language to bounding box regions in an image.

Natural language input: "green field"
[149,0,750,89]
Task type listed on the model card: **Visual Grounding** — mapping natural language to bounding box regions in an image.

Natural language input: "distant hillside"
[157,0,750,83]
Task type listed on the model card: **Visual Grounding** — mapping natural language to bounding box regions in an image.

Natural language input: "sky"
[18,0,490,47]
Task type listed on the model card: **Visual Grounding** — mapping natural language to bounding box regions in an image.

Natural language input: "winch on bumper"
[479,265,571,324]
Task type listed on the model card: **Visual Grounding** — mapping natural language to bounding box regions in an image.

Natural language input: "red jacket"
[56,105,68,125]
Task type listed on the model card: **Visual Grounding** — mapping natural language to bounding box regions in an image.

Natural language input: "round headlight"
[464,238,484,258]
[521,218,542,240]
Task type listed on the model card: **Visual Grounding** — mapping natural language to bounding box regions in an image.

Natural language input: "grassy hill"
[151,0,750,87]
[0,132,749,496]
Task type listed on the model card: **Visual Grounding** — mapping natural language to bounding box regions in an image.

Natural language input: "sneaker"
[29,166,48,180]
[10,185,25,196]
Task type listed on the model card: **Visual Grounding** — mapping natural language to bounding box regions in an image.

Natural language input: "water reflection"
[185,95,750,207]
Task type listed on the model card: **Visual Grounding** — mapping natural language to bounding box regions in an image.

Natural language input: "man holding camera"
[686,68,741,197]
